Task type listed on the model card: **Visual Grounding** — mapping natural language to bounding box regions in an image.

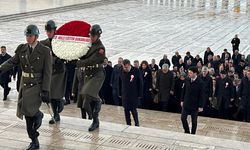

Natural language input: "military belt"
[85,64,102,70]
[22,71,42,78]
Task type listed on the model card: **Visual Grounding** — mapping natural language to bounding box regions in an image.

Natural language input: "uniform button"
[85,75,88,77]
[21,56,24,58]
[24,84,26,86]
[30,83,33,86]
[30,66,33,68]
[25,65,27,67]
[37,57,40,59]
[90,75,93,77]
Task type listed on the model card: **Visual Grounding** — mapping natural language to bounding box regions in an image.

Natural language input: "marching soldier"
[40,20,67,124]
[0,25,52,150]
[76,24,106,131]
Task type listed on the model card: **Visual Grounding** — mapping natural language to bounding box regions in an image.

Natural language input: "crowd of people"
[100,47,250,124]
[0,28,250,142]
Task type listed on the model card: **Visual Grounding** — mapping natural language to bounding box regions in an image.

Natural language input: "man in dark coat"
[76,24,106,131]
[172,51,182,67]
[99,58,113,104]
[231,34,240,53]
[214,70,234,119]
[149,58,159,72]
[110,57,123,106]
[181,66,205,134]
[204,47,214,65]
[200,66,213,117]
[239,69,250,122]
[119,59,143,126]
[221,49,231,63]
[40,20,67,124]
[0,46,12,100]
[0,25,52,150]
[184,51,194,65]
[159,54,171,69]
[156,64,175,111]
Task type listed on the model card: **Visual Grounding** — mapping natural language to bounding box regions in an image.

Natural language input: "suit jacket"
[119,66,143,109]
[0,53,12,83]
[181,77,205,111]
[214,77,234,105]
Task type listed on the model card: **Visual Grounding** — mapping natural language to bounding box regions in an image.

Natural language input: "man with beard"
[40,20,67,124]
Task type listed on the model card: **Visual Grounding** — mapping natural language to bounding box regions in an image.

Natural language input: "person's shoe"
[26,139,39,150]
[49,118,55,124]
[64,101,70,105]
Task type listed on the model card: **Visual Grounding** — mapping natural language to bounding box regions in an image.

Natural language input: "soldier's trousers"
[0,82,10,98]
[51,99,64,120]
[25,111,43,141]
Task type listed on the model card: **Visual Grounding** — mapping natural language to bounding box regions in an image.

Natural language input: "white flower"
[52,35,91,61]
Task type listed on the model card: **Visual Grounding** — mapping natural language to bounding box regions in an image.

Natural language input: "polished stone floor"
[1,101,250,150]
[1,82,250,149]
[0,0,249,65]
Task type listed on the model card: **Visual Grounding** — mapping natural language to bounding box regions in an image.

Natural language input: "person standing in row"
[40,20,67,124]
[0,46,13,100]
[181,66,205,134]
[0,24,52,150]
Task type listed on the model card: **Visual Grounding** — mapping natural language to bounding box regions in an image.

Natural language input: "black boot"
[26,138,39,150]
[49,114,60,124]
[88,101,101,131]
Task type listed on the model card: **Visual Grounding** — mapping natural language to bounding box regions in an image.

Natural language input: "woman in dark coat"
[139,61,152,109]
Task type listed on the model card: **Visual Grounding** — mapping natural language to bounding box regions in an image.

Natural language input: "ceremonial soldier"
[0,25,52,150]
[40,20,67,124]
[76,24,106,131]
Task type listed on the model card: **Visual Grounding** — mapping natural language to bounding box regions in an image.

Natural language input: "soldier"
[0,25,52,150]
[76,24,106,131]
[40,20,67,124]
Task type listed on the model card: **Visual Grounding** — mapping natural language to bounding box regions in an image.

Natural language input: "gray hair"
[202,66,208,72]
[162,64,169,69]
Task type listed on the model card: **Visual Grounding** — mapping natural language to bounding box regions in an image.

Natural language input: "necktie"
[29,46,33,54]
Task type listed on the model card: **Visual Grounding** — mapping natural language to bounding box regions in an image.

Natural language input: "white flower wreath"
[52,35,91,60]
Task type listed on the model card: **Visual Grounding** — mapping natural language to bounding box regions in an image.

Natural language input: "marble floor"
[1,102,250,150]
[1,81,250,149]
[0,0,249,65]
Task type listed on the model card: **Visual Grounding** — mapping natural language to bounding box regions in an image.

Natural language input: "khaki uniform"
[40,38,67,99]
[0,42,52,119]
[77,39,106,105]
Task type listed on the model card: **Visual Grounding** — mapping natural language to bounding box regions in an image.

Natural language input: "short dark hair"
[123,59,131,65]
[188,66,198,73]
[1,46,6,49]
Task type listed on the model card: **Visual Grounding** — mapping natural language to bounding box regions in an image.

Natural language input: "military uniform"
[72,67,92,119]
[40,38,67,123]
[77,38,106,131]
[0,41,52,148]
